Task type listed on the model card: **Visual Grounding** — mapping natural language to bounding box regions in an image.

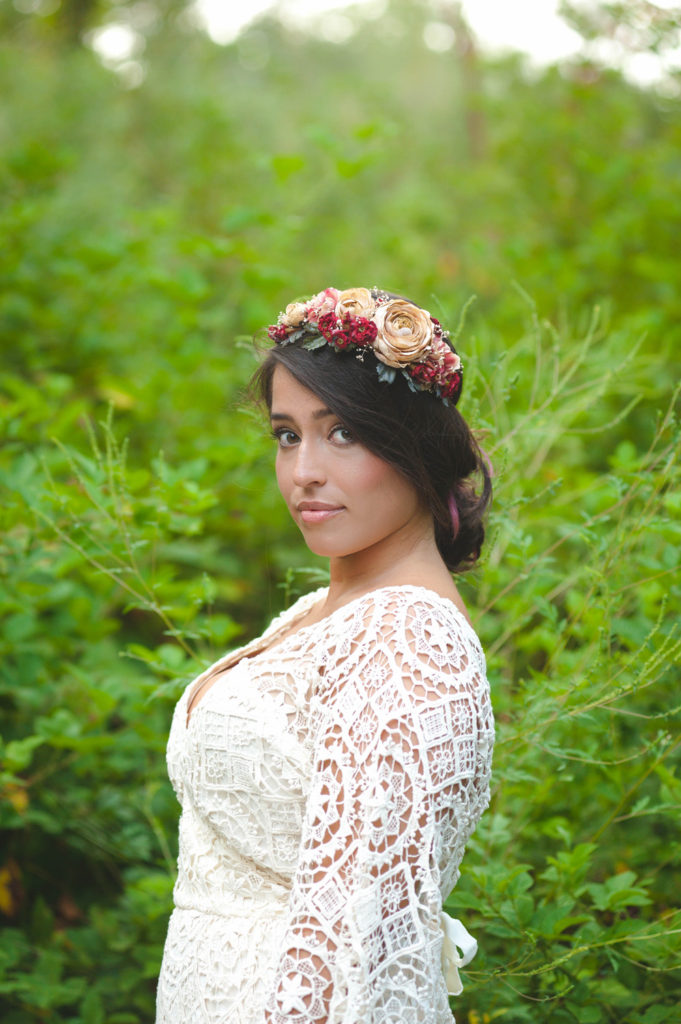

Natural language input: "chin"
[302,539,345,558]
[299,533,369,560]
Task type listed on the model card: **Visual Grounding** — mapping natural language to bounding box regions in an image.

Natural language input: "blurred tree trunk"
[8,0,190,48]
[54,0,100,45]
[440,2,486,161]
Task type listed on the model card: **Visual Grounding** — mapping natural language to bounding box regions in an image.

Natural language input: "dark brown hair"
[251,327,492,574]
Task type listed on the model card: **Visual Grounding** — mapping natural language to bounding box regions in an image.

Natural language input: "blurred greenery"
[1,1,680,1021]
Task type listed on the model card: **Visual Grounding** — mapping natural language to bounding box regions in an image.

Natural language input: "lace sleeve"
[264,591,494,1024]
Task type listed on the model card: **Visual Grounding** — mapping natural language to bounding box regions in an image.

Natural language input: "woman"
[156,287,495,1024]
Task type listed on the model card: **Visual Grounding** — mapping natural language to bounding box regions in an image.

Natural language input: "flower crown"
[267,287,463,405]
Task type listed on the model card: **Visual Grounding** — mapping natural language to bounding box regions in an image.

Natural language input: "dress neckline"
[274,583,472,644]
[184,584,475,728]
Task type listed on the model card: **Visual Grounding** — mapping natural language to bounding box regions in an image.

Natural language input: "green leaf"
[2,735,44,772]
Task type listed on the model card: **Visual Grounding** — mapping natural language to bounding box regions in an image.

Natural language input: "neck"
[324,516,449,609]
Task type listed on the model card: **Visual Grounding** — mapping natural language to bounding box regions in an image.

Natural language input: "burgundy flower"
[331,330,353,350]
[348,318,378,347]
[268,324,291,343]
[317,311,340,340]
[442,371,462,398]
[408,361,439,387]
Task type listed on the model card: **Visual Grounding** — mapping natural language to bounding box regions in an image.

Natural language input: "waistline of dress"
[173,887,290,920]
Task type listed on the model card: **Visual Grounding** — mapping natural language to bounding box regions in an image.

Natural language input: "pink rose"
[306,287,341,323]
[431,336,461,373]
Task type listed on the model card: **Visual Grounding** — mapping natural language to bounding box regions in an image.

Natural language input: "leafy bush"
[1,4,679,1020]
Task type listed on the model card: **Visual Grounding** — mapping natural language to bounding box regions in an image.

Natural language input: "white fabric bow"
[440,910,478,996]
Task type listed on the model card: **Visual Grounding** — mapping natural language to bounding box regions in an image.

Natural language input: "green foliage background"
[1,1,680,1021]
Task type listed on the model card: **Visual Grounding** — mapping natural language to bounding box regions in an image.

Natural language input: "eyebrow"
[270,407,335,423]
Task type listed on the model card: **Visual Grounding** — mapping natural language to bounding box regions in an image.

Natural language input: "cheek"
[345,450,386,493]
[275,454,289,500]
[351,454,418,512]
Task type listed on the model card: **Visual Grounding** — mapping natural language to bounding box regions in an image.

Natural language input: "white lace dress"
[156,584,494,1024]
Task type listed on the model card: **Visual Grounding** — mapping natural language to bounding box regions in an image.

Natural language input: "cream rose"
[335,287,376,320]
[281,302,308,328]
[372,299,434,367]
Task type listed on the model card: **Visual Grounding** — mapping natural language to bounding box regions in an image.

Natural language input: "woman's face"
[270,365,431,562]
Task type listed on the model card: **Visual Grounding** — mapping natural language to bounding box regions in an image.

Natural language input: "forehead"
[270,365,329,414]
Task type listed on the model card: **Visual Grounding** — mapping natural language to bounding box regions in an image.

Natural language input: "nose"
[292,439,326,488]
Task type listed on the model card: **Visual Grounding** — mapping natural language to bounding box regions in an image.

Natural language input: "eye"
[330,425,354,445]
[271,428,299,448]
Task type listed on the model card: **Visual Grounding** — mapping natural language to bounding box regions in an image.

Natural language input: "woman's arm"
[264,593,494,1024]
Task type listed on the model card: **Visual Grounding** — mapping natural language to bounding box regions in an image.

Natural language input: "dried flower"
[266,287,464,405]
[372,299,434,368]
[336,287,376,320]
[281,302,308,328]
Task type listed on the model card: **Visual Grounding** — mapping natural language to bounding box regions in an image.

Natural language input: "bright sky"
[194,0,584,65]
[90,0,681,89]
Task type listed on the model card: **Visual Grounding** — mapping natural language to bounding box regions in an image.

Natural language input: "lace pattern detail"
[157,586,494,1024]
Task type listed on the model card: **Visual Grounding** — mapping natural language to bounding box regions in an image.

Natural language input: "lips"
[297,500,344,524]
[297,501,342,511]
